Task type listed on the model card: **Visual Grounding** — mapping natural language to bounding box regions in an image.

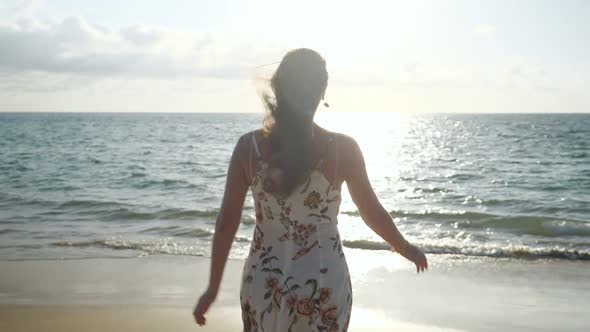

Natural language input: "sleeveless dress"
[240,131,353,332]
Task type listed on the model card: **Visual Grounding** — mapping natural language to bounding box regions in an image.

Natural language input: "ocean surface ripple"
[1,112,589,261]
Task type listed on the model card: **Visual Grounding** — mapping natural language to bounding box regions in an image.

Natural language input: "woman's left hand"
[400,243,428,273]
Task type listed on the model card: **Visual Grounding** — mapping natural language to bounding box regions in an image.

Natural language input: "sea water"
[0,112,588,262]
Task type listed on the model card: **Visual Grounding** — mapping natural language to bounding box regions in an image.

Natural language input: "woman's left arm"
[193,133,251,326]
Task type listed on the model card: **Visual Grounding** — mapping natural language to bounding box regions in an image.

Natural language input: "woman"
[193,48,427,331]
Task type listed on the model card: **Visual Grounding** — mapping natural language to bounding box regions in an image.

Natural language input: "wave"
[0,195,58,208]
[47,236,590,261]
[0,229,23,235]
[51,238,206,256]
[58,199,131,210]
[38,184,80,192]
[129,172,147,178]
[340,209,590,237]
[155,208,219,220]
[138,225,253,242]
[1,196,254,224]
[341,209,493,220]
[342,240,590,261]
[50,235,250,256]
[139,225,214,238]
[412,187,451,193]
[459,218,590,237]
[102,207,220,221]
[51,199,227,222]
[101,207,255,223]
[130,178,204,189]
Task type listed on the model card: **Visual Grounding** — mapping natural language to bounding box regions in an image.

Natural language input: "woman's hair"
[260,48,328,197]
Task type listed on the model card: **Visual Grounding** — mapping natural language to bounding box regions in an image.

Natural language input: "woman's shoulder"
[237,129,263,143]
[324,131,363,173]
[233,129,266,157]
[244,128,266,150]
[244,128,267,142]
[324,130,357,152]
[230,130,263,179]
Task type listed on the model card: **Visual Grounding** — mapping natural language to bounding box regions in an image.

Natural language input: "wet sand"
[0,250,588,331]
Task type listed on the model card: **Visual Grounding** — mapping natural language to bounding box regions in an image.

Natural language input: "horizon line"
[1,111,589,115]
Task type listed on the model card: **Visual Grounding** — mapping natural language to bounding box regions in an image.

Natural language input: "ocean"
[1,112,589,262]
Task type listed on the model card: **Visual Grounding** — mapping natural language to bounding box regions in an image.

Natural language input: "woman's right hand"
[399,243,428,273]
[193,287,218,326]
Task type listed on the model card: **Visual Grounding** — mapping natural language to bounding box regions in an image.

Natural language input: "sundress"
[240,130,353,332]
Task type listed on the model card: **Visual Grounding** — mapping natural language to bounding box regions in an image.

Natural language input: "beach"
[1,249,589,331]
[1,113,589,330]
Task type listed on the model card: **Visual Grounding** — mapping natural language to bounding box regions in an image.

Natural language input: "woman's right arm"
[193,133,251,326]
[341,135,428,273]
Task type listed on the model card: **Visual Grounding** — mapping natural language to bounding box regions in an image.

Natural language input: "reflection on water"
[317,112,590,259]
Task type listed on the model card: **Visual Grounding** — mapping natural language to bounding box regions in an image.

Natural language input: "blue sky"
[0,0,588,112]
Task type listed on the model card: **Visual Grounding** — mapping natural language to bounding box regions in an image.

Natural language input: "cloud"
[1,14,588,113]
[472,24,496,38]
[0,16,281,80]
[0,0,45,15]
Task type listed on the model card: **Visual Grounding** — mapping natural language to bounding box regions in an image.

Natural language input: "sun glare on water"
[315,111,414,209]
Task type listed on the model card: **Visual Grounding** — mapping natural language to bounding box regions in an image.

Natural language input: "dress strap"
[332,133,339,185]
[312,133,335,170]
[251,131,262,160]
[248,131,262,186]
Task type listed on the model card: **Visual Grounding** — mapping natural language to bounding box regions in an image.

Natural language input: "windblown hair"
[260,48,328,197]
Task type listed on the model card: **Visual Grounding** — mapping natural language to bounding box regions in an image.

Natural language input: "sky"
[0,0,589,113]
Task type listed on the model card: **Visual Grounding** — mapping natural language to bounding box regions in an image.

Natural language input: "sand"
[0,250,589,331]
[0,305,467,332]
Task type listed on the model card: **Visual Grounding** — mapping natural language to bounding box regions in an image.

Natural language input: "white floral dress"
[240,131,352,332]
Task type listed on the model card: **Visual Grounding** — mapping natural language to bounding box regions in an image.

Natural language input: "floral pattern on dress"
[241,132,351,332]
[304,190,323,209]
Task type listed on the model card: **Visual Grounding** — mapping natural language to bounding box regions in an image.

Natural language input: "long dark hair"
[260,48,328,197]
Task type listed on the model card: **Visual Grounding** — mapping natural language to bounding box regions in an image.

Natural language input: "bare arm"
[207,134,250,292]
[194,133,251,326]
[341,135,427,272]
